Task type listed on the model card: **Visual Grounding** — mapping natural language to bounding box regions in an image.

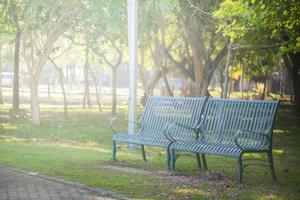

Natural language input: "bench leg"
[141,145,147,161]
[167,146,171,171]
[170,149,176,171]
[237,155,243,184]
[201,153,208,170]
[196,153,202,170]
[268,151,277,181]
[112,141,117,161]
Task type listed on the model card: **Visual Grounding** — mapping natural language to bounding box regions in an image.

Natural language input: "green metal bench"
[111,96,208,169]
[167,98,279,183]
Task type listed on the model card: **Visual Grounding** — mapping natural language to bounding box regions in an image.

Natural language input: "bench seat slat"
[113,133,170,148]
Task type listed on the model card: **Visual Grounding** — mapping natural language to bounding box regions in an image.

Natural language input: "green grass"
[0,104,299,199]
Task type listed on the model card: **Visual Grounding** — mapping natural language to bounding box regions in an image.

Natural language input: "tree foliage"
[215,0,300,51]
[215,0,300,108]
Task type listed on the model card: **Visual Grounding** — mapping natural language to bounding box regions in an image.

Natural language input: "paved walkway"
[0,166,129,200]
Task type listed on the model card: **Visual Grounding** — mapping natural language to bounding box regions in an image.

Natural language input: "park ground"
[0,104,299,199]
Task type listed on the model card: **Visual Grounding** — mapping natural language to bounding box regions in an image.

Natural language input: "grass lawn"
[0,104,299,199]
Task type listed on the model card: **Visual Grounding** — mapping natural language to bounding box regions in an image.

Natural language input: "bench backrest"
[139,96,207,140]
[200,98,279,146]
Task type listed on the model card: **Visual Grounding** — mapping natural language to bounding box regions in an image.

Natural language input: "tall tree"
[48,42,72,119]
[65,0,126,115]
[83,45,91,108]
[93,35,123,116]
[172,0,227,96]
[0,0,25,114]
[138,0,182,101]
[82,0,126,116]
[21,0,81,125]
[10,1,21,115]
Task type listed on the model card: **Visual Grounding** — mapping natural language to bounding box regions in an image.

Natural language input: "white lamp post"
[127,0,138,143]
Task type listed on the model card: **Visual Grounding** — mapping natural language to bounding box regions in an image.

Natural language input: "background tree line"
[0,0,299,125]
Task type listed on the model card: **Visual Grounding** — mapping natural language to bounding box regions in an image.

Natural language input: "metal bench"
[110,96,208,169]
[167,98,279,183]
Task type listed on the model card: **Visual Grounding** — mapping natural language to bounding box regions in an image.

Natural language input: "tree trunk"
[182,13,204,97]
[200,76,211,97]
[266,73,272,97]
[228,79,233,99]
[97,67,102,100]
[23,34,43,125]
[141,68,162,106]
[262,78,267,100]
[92,40,122,114]
[219,68,224,98]
[58,69,68,118]
[222,40,231,98]
[50,59,68,119]
[83,47,91,108]
[30,75,40,125]
[112,67,117,116]
[240,66,244,98]
[151,35,173,97]
[290,52,300,112]
[138,48,149,106]
[0,44,3,104]
[89,65,102,112]
[282,54,294,103]
[189,41,203,96]
[161,68,173,97]
[138,48,147,90]
[184,27,226,97]
[12,29,21,115]
[70,64,75,90]
[65,65,69,88]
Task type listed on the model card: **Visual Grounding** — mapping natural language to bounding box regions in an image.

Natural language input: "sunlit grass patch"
[0,135,112,153]
[0,135,29,142]
[274,129,289,134]
[1,123,19,130]
[273,149,284,154]
[174,187,210,195]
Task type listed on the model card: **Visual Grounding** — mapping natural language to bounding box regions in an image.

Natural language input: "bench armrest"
[234,130,271,151]
[110,117,141,134]
[164,122,198,142]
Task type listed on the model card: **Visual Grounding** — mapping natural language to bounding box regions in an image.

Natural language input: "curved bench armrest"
[110,117,141,134]
[163,122,197,142]
[234,129,271,151]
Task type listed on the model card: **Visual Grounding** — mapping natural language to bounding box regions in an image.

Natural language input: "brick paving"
[0,166,130,200]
